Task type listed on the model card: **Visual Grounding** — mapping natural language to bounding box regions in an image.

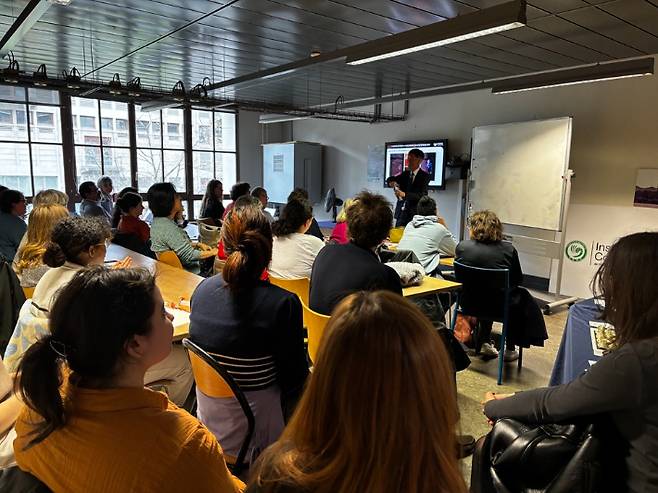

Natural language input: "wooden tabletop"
[439,257,455,267]
[402,276,461,298]
[106,244,203,340]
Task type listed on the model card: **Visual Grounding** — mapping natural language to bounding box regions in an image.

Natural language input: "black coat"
[386,169,430,226]
[0,260,25,355]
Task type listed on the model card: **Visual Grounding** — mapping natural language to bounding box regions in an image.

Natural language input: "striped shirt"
[150,217,201,272]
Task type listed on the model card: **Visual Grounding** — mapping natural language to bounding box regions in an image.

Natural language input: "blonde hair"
[15,205,69,273]
[469,210,503,243]
[33,189,68,208]
[335,198,354,223]
[252,291,466,493]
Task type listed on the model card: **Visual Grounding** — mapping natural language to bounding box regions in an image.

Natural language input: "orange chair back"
[269,276,310,306]
[157,250,183,269]
[301,301,330,365]
[389,227,404,243]
[187,350,234,399]
[22,286,35,299]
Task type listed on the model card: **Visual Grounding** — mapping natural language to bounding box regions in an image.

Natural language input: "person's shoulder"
[300,233,325,248]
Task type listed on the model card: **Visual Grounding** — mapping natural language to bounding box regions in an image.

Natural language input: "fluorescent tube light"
[491,58,654,94]
[259,114,309,124]
[346,0,526,66]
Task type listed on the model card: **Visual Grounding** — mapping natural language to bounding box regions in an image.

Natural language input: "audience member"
[0,355,20,469]
[0,189,27,262]
[251,187,274,223]
[398,195,457,275]
[248,291,466,493]
[309,191,402,315]
[386,148,431,227]
[32,189,68,208]
[270,199,324,280]
[13,205,69,288]
[200,179,225,226]
[97,176,114,217]
[116,192,149,243]
[148,183,217,274]
[14,267,244,493]
[222,182,251,220]
[329,198,353,245]
[190,201,308,460]
[78,181,111,224]
[455,210,547,360]
[287,188,323,240]
[483,231,658,492]
[111,186,138,228]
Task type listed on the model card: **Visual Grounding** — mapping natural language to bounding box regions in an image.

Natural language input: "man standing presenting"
[386,148,430,227]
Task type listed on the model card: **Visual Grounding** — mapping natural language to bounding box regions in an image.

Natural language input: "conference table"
[549,298,604,386]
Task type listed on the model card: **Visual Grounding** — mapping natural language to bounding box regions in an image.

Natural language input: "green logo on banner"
[565,240,588,262]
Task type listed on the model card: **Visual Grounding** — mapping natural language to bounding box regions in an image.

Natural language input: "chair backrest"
[198,222,221,248]
[453,260,510,321]
[156,250,183,269]
[22,286,35,299]
[269,276,310,306]
[182,338,255,474]
[301,301,331,365]
[389,226,404,243]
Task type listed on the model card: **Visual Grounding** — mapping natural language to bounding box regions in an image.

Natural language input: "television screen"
[384,140,447,189]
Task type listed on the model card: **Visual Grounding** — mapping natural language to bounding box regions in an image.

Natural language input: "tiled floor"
[455,307,568,484]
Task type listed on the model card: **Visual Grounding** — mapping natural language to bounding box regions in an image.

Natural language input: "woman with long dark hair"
[484,232,658,492]
[248,291,467,493]
[200,179,225,226]
[269,199,324,280]
[190,200,308,462]
[13,267,244,493]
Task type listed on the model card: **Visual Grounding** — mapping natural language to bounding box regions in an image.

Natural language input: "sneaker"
[504,349,520,362]
[480,342,499,358]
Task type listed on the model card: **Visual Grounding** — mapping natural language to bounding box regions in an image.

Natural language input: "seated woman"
[398,195,457,275]
[310,191,402,315]
[222,182,250,221]
[200,179,225,226]
[269,199,324,280]
[483,232,658,493]
[147,183,217,274]
[190,201,308,462]
[13,204,69,288]
[248,291,467,493]
[13,267,244,493]
[0,189,27,262]
[286,188,323,241]
[329,198,353,245]
[455,210,547,361]
[116,192,150,243]
[110,186,138,229]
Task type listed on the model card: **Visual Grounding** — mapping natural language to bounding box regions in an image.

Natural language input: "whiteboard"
[469,117,572,231]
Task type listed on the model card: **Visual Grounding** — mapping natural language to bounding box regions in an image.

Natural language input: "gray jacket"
[398,215,457,274]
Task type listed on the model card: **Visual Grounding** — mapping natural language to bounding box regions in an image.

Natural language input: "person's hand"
[111,256,133,269]
[395,190,405,199]
[437,216,447,226]
[199,248,218,259]
[482,391,514,406]
[196,242,212,252]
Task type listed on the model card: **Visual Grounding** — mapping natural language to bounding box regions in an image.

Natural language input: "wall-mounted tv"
[384,139,447,189]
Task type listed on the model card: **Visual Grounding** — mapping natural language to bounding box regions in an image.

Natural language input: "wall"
[282,69,658,297]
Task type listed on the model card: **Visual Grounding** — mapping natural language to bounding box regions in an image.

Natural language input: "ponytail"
[42,241,66,267]
[16,335,65,447]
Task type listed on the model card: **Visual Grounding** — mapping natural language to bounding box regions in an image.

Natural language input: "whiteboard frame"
[468,116,573,232]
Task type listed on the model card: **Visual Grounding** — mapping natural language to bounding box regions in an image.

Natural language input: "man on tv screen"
[386,148,430,227]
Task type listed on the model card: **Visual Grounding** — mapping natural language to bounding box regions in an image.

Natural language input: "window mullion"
[24,96,35,197]
[97,99,104,175]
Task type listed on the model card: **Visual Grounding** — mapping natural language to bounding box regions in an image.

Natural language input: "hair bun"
[42,242,66,268]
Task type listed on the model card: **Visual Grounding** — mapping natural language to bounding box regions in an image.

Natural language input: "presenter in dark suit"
[386,148,431,227]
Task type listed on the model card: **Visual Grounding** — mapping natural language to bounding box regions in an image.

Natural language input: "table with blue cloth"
[549,298,604,386]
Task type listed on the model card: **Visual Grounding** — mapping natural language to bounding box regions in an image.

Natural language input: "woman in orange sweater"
[13,266,244,493]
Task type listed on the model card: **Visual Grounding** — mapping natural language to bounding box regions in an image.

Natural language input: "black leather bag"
[471,418,604,493]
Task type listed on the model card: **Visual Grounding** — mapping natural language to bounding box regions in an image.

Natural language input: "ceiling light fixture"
[127,77,141,97]
[491,57,655,94]
[189,83,207,103]
[2,52,20,83]
[108,73,122,95]
[172,81,186,102]
[258,114,310,124]
[48,0,73,5]
[32,64,48,86]
[346,0,526,66]
[63,67,81,89]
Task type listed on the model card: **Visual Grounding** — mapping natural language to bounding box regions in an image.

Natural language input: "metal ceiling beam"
[0,0,52,58]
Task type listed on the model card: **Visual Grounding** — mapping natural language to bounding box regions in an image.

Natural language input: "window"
[191,109,237,197]
[72,98,131,191]
[0,86,64,197]
[136,105,185,193]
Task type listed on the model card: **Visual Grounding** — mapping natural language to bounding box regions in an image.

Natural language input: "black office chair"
[182,338,255,475]
[449,261,522,385]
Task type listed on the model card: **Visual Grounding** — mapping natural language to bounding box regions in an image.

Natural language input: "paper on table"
[167,307,191,330]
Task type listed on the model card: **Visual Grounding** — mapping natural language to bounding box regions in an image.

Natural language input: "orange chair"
[269,276,310,306]
[182,338,254,474]
[22,286,35,299]
[301,301,330,365]
[389,227,404,243]
[156,250,183,269]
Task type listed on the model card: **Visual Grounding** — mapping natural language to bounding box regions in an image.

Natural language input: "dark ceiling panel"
[597,0,658,38]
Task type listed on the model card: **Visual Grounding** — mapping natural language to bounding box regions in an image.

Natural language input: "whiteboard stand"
[544,169,579,314]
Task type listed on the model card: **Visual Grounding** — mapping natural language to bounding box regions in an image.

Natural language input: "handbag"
[454,314,477,345]
[471,418,605,493]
